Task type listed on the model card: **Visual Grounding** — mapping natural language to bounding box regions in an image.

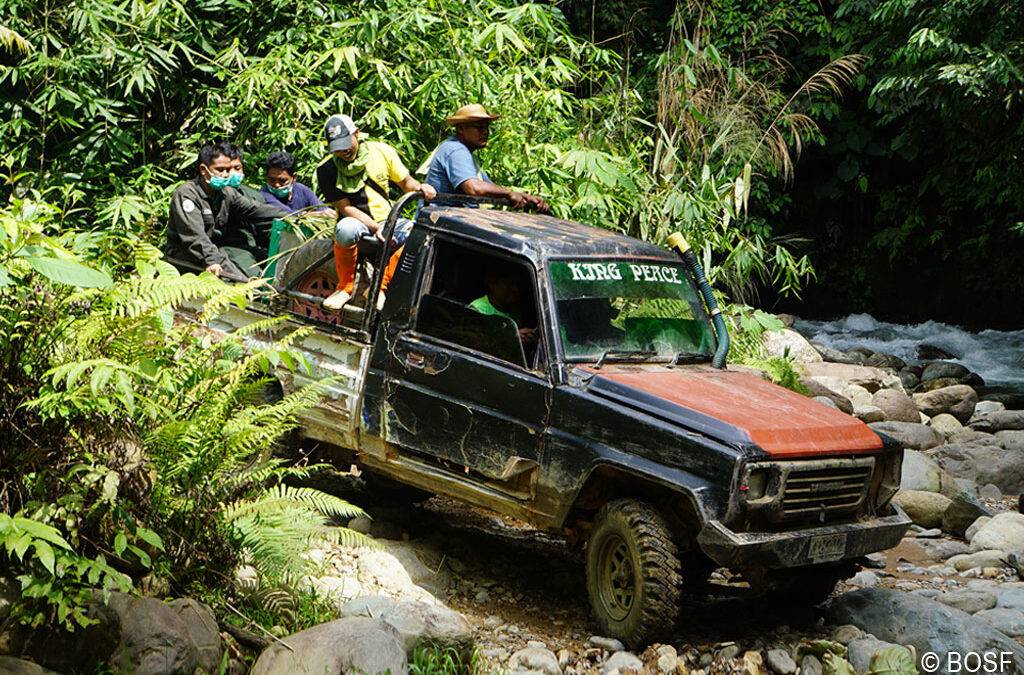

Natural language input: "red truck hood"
[581,365,883,458]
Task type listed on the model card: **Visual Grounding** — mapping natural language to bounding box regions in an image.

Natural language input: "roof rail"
[426,193,513,208]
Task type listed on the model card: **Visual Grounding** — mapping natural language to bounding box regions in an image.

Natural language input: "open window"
[414,239,542,371]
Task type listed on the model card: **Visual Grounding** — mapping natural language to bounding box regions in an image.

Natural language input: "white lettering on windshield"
[627,264,683,284]
[568,262,623,281]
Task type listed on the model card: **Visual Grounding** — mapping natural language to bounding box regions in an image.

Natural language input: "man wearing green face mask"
[260,150,323,214]
[165,141,285,279]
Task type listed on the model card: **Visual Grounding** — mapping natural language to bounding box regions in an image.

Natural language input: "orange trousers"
[333,243,403,295]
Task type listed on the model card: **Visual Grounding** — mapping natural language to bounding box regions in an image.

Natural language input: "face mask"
[207,174,231,190]
[267,183,292,199]
[227,172,244,188]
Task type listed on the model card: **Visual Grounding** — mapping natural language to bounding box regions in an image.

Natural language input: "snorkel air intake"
[667,232,730,369]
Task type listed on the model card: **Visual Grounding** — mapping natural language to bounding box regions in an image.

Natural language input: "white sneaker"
[322,289,351,310]
[376,291,387,311]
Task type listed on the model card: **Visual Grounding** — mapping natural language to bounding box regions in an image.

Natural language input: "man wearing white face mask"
[165,141,283,279]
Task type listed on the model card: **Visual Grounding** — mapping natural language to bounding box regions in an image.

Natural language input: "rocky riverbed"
[2,321,1023,674]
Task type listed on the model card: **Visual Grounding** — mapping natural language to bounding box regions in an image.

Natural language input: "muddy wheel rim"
[597,534,635,621]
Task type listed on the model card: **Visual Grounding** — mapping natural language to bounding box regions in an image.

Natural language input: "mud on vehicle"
[175,193,911,647]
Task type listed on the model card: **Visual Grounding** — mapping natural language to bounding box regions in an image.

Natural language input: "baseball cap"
[324,114,357,152]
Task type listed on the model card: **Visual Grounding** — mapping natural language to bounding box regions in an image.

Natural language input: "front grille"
[781,464,872,519]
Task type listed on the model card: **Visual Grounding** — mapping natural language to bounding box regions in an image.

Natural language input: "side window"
[414,240,541,370]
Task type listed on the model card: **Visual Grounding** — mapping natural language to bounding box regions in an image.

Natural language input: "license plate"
[807,533,847,562]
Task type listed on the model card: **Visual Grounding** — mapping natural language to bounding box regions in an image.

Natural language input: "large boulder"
[167,598,223,674]
[4,592,199,674]
[900,449,959,495]
[921,361,971,383]
[913,385,978,424]
[919,344,960,361]
[893,490,951,528]
[916,377,962,392]
[510,646,563,675]
[339,595,472,652]
[825,589,1024,672]
[935,589,997,615]
[974,400,1007,416]
[868,421,944,450]
[948,429,1001,445]
[866,352,906,370]
[763,329,822,363]
[105,593,199,675]
[975,608,1024,637]
[948,550,1009,572]
[933,440,1024,494]
[811,342,859,365]
[970,513,1024,554]
[797,362,903,393]
[998,430,1024,452]
[929,413,964,437]
[801,377,854,414]
[871,389,919,423]
[844,384,874,409]
[250,617,407,675]
[970,411,1024,433]
[942,492,991,538]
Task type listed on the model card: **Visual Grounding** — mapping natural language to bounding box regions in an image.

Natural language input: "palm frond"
[0,25,31,55]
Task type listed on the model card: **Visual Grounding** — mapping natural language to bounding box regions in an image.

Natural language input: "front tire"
[585,499,682,648]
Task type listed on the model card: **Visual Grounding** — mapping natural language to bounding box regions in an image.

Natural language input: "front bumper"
[696,505,911,569]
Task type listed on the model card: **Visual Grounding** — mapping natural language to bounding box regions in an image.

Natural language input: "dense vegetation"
[0,0,1020,661]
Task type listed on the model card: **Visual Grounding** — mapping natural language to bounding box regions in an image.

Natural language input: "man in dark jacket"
[165,141,283,279]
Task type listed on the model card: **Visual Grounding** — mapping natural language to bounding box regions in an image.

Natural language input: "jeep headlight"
[745,469,769,500]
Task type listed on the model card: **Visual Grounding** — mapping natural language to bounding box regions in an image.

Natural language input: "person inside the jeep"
[469,264,538,348]
[423,104,550,213]
[260,150,324,214]
[315,113,437,311]
[165,141,285,279]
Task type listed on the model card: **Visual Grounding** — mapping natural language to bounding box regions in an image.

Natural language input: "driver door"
[381,246,550,494]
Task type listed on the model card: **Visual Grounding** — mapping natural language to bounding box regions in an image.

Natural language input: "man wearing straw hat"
[424,104,550,213]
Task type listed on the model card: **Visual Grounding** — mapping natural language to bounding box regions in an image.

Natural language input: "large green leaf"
[25,255,112,288]
[867,646,917,675]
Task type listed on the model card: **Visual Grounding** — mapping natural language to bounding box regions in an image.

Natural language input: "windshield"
[549,259,715,362]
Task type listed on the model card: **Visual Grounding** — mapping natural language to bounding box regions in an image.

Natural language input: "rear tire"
[585,499,682,648]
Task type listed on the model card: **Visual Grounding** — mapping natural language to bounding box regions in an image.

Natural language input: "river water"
[794,313,1024,391]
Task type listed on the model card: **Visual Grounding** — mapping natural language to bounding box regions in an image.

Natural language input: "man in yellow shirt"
[315,114,436,310]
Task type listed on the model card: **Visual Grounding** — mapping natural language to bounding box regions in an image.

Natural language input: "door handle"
[405,351,426,369]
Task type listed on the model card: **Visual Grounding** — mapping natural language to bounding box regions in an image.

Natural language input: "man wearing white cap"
[424,104,549,213]
[315,114,436,310]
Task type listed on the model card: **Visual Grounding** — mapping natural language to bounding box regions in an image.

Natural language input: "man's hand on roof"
[508,191,529,209]
[525,194,551,214]
[205,263,223,277]
[420,183,437,201]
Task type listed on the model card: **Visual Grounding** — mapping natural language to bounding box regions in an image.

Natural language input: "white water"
[794,313,1024,390]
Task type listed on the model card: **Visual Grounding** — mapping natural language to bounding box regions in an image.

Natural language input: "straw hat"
[446,103,501,125]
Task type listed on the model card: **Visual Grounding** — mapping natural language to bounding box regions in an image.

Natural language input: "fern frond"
[223,485,364,522]
[198,279,266,323]
[233,315,291,337]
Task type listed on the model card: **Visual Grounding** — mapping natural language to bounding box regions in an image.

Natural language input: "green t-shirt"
[469,295,513,321]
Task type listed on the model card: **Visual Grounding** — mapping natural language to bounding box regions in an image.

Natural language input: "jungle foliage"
[1,0,1019,652]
